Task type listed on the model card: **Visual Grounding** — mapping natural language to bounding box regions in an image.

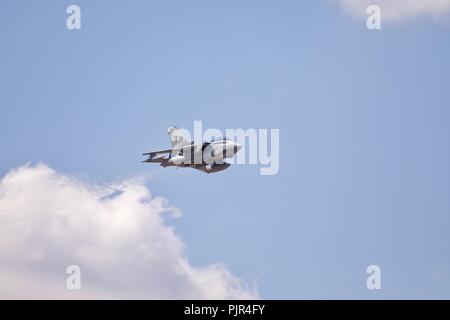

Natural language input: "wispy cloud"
[335,0,450,21]
[0,164,258,299]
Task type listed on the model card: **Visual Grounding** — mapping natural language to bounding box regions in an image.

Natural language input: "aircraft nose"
[233,143,242,153]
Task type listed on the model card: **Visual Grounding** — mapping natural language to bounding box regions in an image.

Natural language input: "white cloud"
[0,164,258,299]
[336,0,450,21]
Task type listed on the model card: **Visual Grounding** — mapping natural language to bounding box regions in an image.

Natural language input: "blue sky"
[1,0,450,298]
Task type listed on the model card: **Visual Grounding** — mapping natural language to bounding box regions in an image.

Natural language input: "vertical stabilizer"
[168,127,190,148]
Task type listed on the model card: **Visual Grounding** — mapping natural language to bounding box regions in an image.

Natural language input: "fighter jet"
[142,127,242,173]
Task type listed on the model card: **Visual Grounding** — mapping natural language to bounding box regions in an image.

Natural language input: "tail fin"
[168,127,190,148]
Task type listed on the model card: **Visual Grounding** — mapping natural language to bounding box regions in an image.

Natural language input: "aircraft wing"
[142,144,199,163]
[142,148,173,156]
[142,148,172,163]
[143,144,199,156]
